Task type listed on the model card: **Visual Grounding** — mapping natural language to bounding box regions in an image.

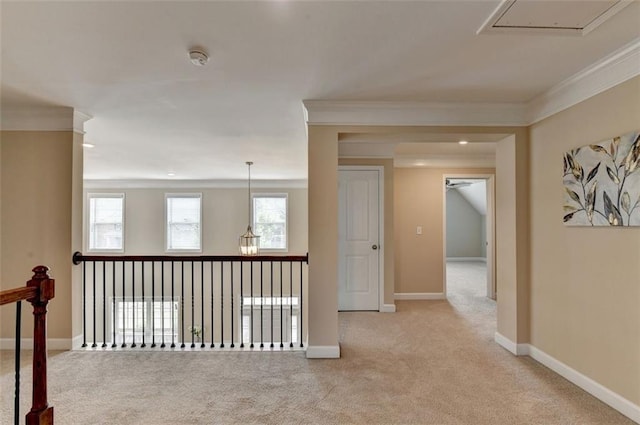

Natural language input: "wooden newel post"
[26,265,55,425]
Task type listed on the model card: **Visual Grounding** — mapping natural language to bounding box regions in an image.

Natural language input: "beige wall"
[394,167,494,295]
[338,158,394,305]
[529,76,640,404]
[1,130,83,342]
[82,187,308,255]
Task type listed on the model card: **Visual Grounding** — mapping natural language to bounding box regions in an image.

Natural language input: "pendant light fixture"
[239,161,260,255]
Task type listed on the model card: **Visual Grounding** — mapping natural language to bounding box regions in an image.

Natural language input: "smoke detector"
[188,48,209,66]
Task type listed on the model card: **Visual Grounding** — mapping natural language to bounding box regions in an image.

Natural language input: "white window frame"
[252,193,288,252]
[87,193,125,253]
[165,193,203,252]
[111,297,179,345]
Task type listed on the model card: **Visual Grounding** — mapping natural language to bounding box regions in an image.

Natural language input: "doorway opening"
[443,175,496,305]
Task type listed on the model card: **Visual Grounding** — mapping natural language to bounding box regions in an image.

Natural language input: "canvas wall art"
[563,129,640,226]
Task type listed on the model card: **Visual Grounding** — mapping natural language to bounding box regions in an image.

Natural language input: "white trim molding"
[380,304,396,313]
[527,37,640,124]
[304,100,528,127]
[306,345,340,359]
[528,345,640,423]
[0,338,73,350]
[303,38,640,129]
[1,106,92,132]
[494,332,529,356]
[394,293,446,300]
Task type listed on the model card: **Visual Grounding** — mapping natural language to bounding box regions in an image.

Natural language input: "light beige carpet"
[0,261,634,424]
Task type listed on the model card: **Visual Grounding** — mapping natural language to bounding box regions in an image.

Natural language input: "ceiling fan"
[445,179,474,190]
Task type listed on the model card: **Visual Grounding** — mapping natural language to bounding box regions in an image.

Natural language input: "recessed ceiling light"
[82,142,95,148]
[458,140,469,145]
[167,172,176,177]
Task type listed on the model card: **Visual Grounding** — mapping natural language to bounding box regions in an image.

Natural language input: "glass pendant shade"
[239,225,260,256]
[239,161,260,256]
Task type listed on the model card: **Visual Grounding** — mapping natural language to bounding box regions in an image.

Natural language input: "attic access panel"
[478,0,633,35]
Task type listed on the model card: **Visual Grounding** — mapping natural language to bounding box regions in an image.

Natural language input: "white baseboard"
[527,345,640,424]
[0,337,73,350]
[494,332,529,356]
[306,345,340,359]
[380,304,396,313]
[446,257,487,262]
[71,334,84,349]
[494,333,640,423]
[394,292,446,300]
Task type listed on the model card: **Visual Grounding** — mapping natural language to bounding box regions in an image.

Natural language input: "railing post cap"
[31,266,50,279]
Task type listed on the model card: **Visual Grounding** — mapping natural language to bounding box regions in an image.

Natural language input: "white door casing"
[338,168,381,311]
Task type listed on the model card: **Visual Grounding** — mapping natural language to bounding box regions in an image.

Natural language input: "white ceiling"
[1,1,639,181]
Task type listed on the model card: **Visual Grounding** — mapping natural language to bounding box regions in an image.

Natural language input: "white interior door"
[338,169,380,311]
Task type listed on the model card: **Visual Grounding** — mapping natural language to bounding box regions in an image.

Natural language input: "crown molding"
[83,179,308,190]
[303,100,528,127]
[526,37,640,125]
[304,38,640,129]
[0,106,92,132]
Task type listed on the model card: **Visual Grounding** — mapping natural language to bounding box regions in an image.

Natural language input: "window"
[113,298,179,344]
[88,194,124,251]
[241,296,299,345]
[166,194,202,251]
[253,194,287,251]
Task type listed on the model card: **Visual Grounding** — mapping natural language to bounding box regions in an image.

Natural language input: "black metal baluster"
[201,261,205,348]
[181,261,185,349]
[300,262,304,348]
[290,261,293,348]
[161,263,166,348]
[240,262,244,348]
[141,262,146,348]
[280,261,284,348]
[260,261,264,349]
[210,261,215,348]
[230,261,235,348]
[82,262,87,347]
[131,262,137,348]
[112,262,117,348]
[151,262,156,348]
[171,261,175,348]
[270,261,274,348]
[14,301,21,425]
[102,261,107,348]
[92,261,97,348]
[121,260,126,348]
[191,261,195,348]
[220,262,224,348]
[250,261,254,349]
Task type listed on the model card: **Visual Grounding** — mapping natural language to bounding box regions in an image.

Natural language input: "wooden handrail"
[0,287,38,306]
[73,251,309,264]
[0,266,55,425]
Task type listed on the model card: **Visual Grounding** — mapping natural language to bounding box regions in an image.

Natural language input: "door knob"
[372,244,378,250]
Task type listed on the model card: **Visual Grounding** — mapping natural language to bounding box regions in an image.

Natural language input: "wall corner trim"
[380,304,396,313]
[494,332,529,356]
[306,345,341,359]
[394,292,446,300]
[527,345,640,423]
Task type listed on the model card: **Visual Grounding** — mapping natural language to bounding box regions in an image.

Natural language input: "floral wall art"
[563,129,640,226]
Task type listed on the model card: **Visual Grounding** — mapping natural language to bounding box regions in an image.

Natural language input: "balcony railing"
[72,252,308,350]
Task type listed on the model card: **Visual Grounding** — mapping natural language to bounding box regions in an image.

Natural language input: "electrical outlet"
[416,226,422,235]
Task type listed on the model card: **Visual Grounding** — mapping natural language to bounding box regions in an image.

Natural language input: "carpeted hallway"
[1,262,633,424]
